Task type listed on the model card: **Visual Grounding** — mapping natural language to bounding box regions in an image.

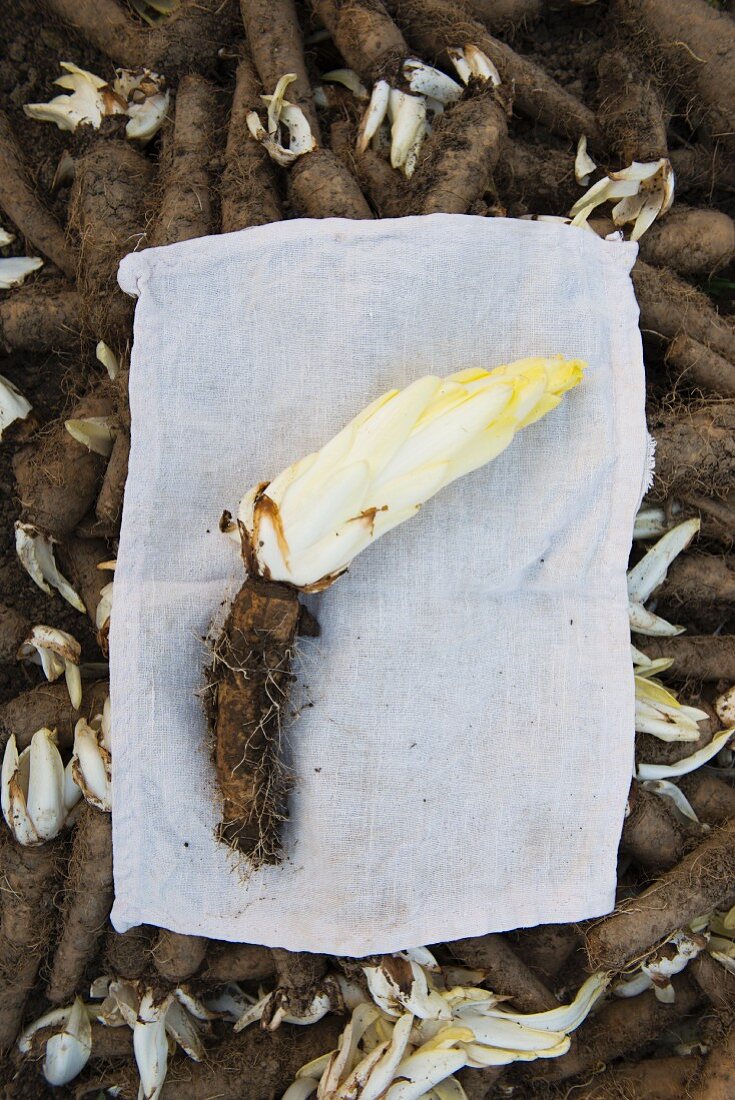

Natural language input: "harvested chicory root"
[104,925,156,980]
[95,429,130,531]
[526,977,701,1083]
[621,782,694,872]
[637,636,735,683]
[638,206,735,276]
[241,0,322,136]
[201,941,274,982]
[211,357,585,861]
[650,402,735,502]
[680,772,735,827]
[632,261,735,364]
[69,141,154,345]
[448,932,559,1012]
[689,1024,735,1100]
[586,818,735,973]
[151,75,219,247]
[655,552,735,631]
[690,950,735,1015]
[666,334,735,400]
[0,601,30,664]
[43,0,234,76]
[46,804,113,1004]
[221,53,283,232]
[389,0,602,145]
[560,1054,699,1100]
[508,923,583,988]
[467,0,541,32]
[0,110,75,278]
[596,49,668,165]
[57,538,112,627]
[0,838,62,1051]
[0,680,109,753]
[496,140,579,218]
[0,284,80,355]
[290,147,374,219]
[407,83,508,215]
[330,119,407,217]
[613,0,735,159]
[152,930,209,983]
[13,391,115,538]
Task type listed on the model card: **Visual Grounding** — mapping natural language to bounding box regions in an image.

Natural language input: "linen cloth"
[111,215,646,956]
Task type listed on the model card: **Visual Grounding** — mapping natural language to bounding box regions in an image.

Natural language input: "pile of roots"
[1,0,735,1096]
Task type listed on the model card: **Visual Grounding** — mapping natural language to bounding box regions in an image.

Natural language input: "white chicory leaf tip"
[1,728,81,845]
[14,522,86,612]
[0,256,43,289]
[17,624,83,708]
[247,73,317,167]
[570,158,674,240]
[72,715,112,812]
[0,374,32,439]
[235,357,585,590]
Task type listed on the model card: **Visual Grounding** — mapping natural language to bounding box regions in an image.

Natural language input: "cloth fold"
[111,215,645,956]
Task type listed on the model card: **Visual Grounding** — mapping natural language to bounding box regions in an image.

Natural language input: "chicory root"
[0,601,30,664]
[330,119,407,217]
[621,783,691,872]
[637,636,735,682]
[639,207,735,276]
[57,538,112,626]
[290,148,374,219]
[632,261,735,364]
[0,681,109,753]
[104,925,155,980]
[43,0,233,75]
[0,838,61,1052]
[666,334,735,400]
[310,0,410,84]
[221,54,283,232]
[679,773,735,826]
[596,49,667,164]
[508,923,583,986]
[527,978,701,1082]
[153,930,209,983]
[656,552,735,629]
[585,819,735,973]
[151,75,219,247]
[690,951,735,1015]
[70,141,154,345]
[210,577,301,860]
[13,391,115,537]
[0,110,75,278]
[689,1024,735,1100]
[389,0,602,145]
[95,429,130,530]
[650,402,735,501]
[448,933,559,1012]
[240,0,321,136]
[496,140,579,218]
[467,0,541,32]
[0,285,80,355]
[46,804,113,1004]
[614,0,735,159]
[563,1054,699,1100]
[408,85,507,215]
[201,941,275,982]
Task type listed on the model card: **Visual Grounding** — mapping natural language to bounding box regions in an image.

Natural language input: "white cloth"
[112,215,646,956]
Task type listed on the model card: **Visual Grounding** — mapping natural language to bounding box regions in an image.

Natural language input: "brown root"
[209,577,302,863]
[388,0,602,146]
[666,334,735,401]
[151,75,220,247]
[104,924,155,980]
[408,87,507,215]
[506,923,582,988]
[495,139,579,218]
[95,429,130,531]
[621,782,696,872]
[330,119,407,217]
[585,819,735,973]
[43,0,236,76]
[57,536,111,627]
[680,492,735,548]
[0,680,109,753]
[554,1054,700,1099]
[152,930,209,983]
[632,261,735,364]
[467,0,541,33]
[290,148,373,219]
[527,977,701,1083]
[636,702,716,767]
[689,1023,735,1100]
[12,389,115,537]
[670,145,735,198]
[639,207,735,277]
[0,601,30,664]
[614,0,735,159]
[655,552,735,633]
[690,950,735,1017]
[651,401,735,502]
[311,0,409,84]
[0,284,80,355]
[200,941,274,982]
[596,49,668,164]
[0,110,75,278]
[69,140,155,346]
[447,933,559,1012]
[240,0,321,137]
[637,636,735,682]
[679,772,735,827]
[46,805,113,1004]
[221,53,283,233]
[0,838,62,1052]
